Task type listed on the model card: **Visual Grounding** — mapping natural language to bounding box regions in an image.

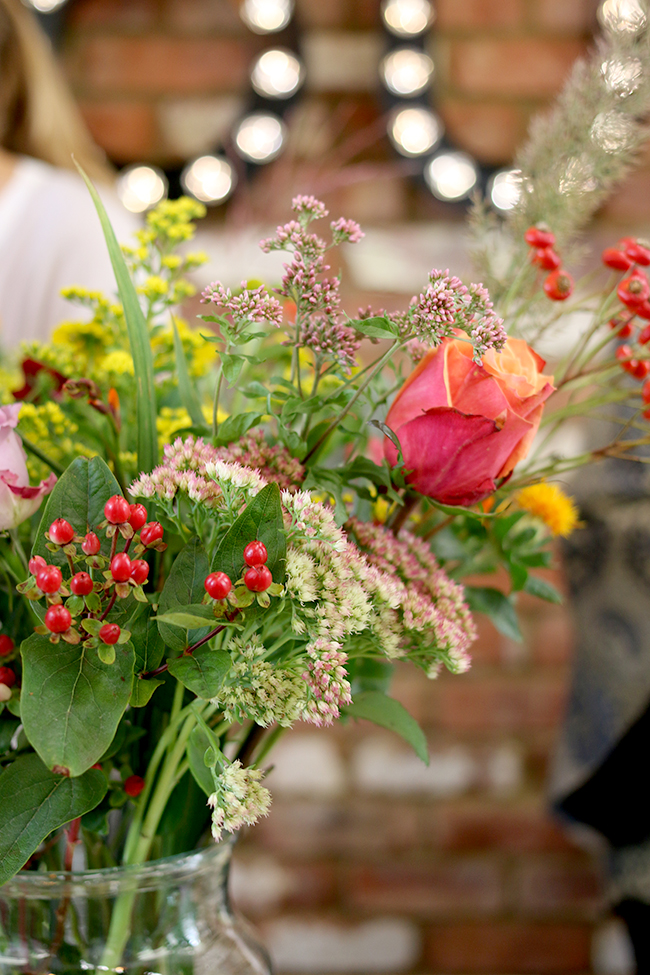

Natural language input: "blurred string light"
[381,48,434,97]
[180,156,237,204]
[233,113,287,162]
[388,107,442,156]
[425,151,479,201]
[597,0,647,32]
[381,0,433,37]
[240,0,293,33]
[251,48,305,99]
[116,165,168,213]
[488,169,524,211]
[21,0,69,11]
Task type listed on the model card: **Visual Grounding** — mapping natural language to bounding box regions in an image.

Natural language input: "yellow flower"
[51,320,108,358]
[372,497,391,524]
[138,276,169,300]
[101,351,135,376]
[516,482,581,537]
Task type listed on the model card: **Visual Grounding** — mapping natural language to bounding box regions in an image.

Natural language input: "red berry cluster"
[17,494,166,651]
[203,540,273,609]
[525,225,574,301]
[601,237,650,412]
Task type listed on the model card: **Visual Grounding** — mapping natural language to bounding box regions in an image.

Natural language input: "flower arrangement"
[3,16,650,956]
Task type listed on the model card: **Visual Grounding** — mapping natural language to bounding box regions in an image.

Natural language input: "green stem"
[212,366,224,438]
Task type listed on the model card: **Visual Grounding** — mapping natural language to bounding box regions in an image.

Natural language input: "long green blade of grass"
[172,317,207,429]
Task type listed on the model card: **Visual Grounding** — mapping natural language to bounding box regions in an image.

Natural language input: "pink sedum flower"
[0,405,56,531]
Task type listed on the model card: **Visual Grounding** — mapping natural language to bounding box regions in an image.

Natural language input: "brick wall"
[58,0,645,971]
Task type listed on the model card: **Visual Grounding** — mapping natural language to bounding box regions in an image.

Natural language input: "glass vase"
[0,842,272,975]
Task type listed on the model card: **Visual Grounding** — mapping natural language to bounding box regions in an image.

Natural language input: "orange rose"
[383,335,555,506]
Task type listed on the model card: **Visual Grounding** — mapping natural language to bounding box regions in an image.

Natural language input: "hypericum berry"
[602,247,633,271]
[642,379,650,404]
[29,555,47,575]
[0,666,16,688]
[532,246,561,270]
[99,623,121,645]
[524,225,555,248]
[130,560,149,585]
[204,572,232,599]
[124,774,145,798]
[70,572,94,596]
[617,272,650,309]
[543,269,573,301]
[82,532,101,556]
[633,360,650,380]
[140,522,164,547]
[0,635,14,656]
[48,519,75,545]
[36,565,63,594]
[128,504,148,531]
[639,326,650,345]
[104,495,130,525]
[609,316,635,339]
[616,344,637,373]
[45,604,72,633]
[624,239,650,266]
[243,540,268,567]
[110,553,133,583]
[243,564,273,592]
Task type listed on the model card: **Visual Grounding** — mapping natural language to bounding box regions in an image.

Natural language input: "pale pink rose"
[0,405,56,531]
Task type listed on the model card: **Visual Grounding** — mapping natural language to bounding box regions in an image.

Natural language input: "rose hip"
[602,247,633,271]
[543,269,574,301]
[0,635,14,656]
[45,604,72,633]
[124,774,145,797]
[532,247,561,270]
[130,560,149,585]
[49,519,75,545]
[617,272,650,309]
[70,572,94,596]
[524,225,555,248]
[140,522,163,547]
[204,572,232,599]
[36,565,62,594]
[0,666,16,688]
[624,239,650,266]
[104,495,130,524]
[243,541,268,567]
[99,623,121,645]
[244,565,273,592]
[110,553,132,583]
[82,532,101,556]
[128,504,148,531]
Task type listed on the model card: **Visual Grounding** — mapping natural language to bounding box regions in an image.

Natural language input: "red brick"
[438,99,527,164]
[529,607,575,666]
[425,921,592,973]
[467,616,503,665]
[67,0,159,29]
[448,38,585,97]
[529,0,595,32]
[231,857,337,917]
[71,36,252,95]
[345,859,504,916]
[163,0,245,33]
[601,168,650,225]
[435,0,525,30]
[422,675,568,732]
[80,101,158,161]
[430,801,579,853]
[512,856,603,916]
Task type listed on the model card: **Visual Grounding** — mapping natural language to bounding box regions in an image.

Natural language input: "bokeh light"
[381,0,433,37]
[240,0,293,33]
[233,113,287,163]
[425,151,479,201]
[21,0,69,10]
[380,48,434,97]
[181,156,237,205]
[488,168,524,211]
[598,0,647,32]
[388,107,443,156]
[116,165,168,213]
[251,48,305,99]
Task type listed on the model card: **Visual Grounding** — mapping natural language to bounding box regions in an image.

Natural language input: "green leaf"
[348,316,398,339]
[76,162,158,474]
[156,609,216,629]
[187,724,218,796]
[507,559,529,592]
[172,318,207,429]
[281,396,329,420]
[214,412,265,447]
[303,468,348,525]
[523,574,563,604]
[167,646,231,699]
[157,539,211,653]
[220,352,245,385]
[212,482,286,586]
[129,605,165,675]
[21,633,135,776]
[464,586,522,642]
[130,677,164,707]
[32,457,121,565]
[344,691,428,764]
[240,381,270,399]
[0,754,106,885]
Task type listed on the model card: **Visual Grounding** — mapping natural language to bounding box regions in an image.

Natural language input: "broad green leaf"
[344,691,429,764]
[167,645,231,699]
[21,633,135,776]
[507,559,529,592]
[130,677,164,707]
[214,412,265,447]
[157,538,211,653]
[523,574,563,604]
[348,316,398,339]
[220,352,245,385]
[156,609,216,629]
[464,586,522,642]
[172,318,207,429]
[240,381,270,399]
[32,456,121,565]
[76,163,158,474]
[187,724,218,796]
[0,754,106,884]
[129,605,165,675]
[281,396,330,420]
[212,482,286,586]
[350,658,394,696]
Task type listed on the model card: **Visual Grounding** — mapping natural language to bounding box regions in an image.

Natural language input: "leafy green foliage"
[172,318,206,429]
[167,645,231,699]
[212,483,286,585]
[464,586,522,642]
[157,539,211,653]
[0,754,106,884]
[344,691,429,764]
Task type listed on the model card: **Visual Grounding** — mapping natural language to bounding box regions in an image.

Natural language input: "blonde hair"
[0,0,112,182]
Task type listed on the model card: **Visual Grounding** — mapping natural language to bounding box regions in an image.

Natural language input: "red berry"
[82,532,101,556]
[624,239,650,266]
[642,379,650,404]
[644,406,650,420]
[104,495,130,525]
[244,564,273,592]
[639,326,650,345]
[48,519,75,545]
[243,541,268,567]
[543,269,573,301]
[602,247,633,271]
[524,225,555,248]
[124,774,145,798]
[617,272,650,310]
[635,300,650,322]
[45,604,72,633]
[204,572,232,599]
[0,666,16,688]
[140,522,163,547]
[609,316,635,338]
[99,623,121,645]
[532,247,561,270]
[29,555,47,576]
[110,553,132,583]
[128,504,148,531]
[70,572,94,596]
[36,565,63,594]
[633,360,650,380]
[616,344,637,374]
[130,559,149,585]
[0,635,14,656]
